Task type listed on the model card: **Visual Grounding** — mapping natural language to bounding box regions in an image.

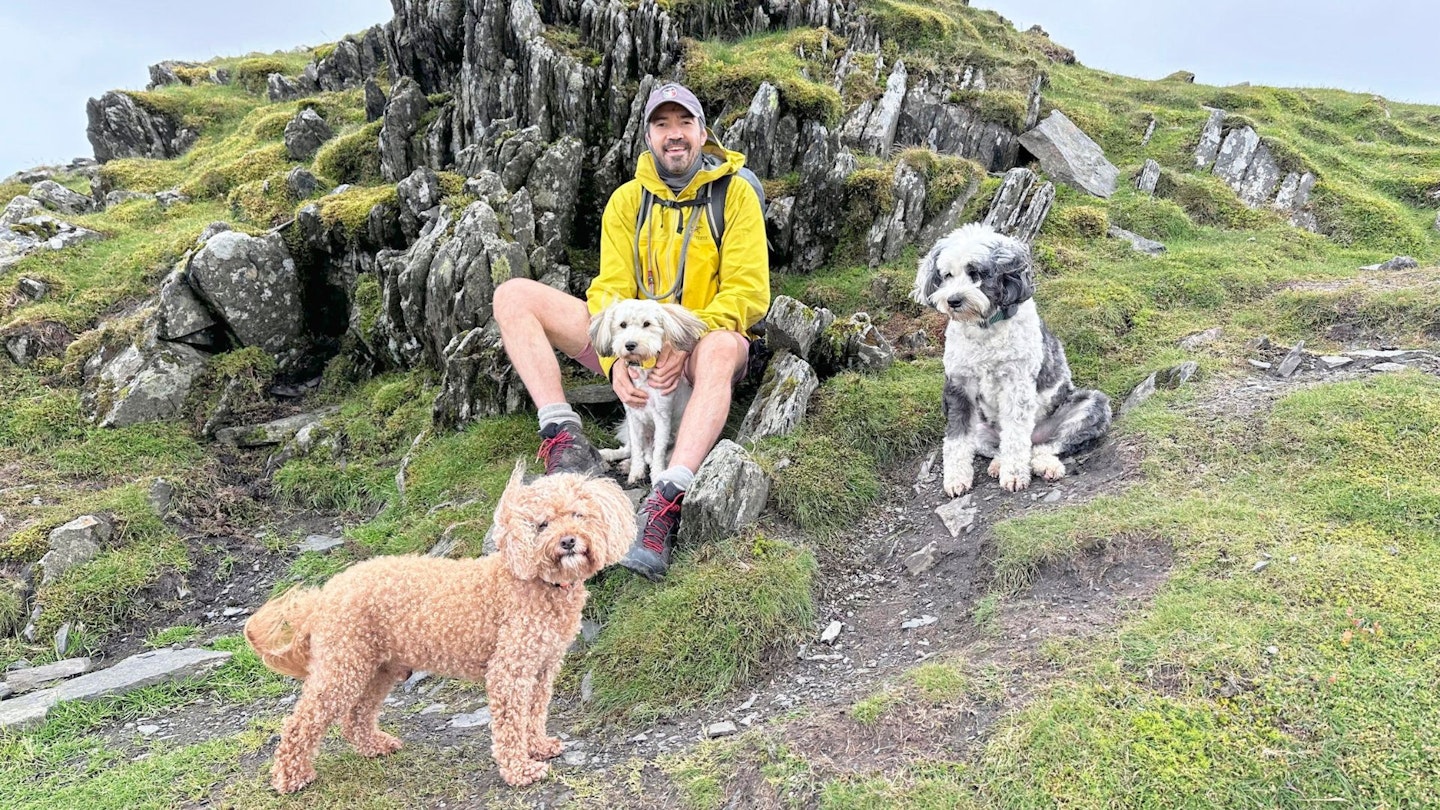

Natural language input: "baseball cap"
[643,82,705,123]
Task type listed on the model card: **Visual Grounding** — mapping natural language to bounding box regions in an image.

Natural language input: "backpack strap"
[706,173,733,248]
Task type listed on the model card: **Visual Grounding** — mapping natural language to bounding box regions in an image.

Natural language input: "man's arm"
[693,177,770,335]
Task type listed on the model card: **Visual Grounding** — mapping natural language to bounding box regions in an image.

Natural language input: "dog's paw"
[943,472,974,497]
[271,763,318,794]
[1032,454,1065,482]
[354,731,404,757]
[999,460,1031,492]
[987,458,1002,478]
[530,736,564,760]
[499,759,550,787]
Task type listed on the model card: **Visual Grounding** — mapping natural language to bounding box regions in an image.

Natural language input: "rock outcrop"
[1018,110,1119,198]
[86,91,198,163]
[1194,110,1317,231]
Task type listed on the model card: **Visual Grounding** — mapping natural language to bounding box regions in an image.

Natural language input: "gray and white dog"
[914,223,1112,496]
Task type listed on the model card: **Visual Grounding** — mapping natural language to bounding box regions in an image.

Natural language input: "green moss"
[861,0,960,48]
[809,361,944,463]
[1106,189,1195,242]
[755,432,880,541]
[313,183,396,232]
[950,89,1030,131]
[850,690,901,725]
[1155,170,1271,230]
[312,121,384,186]
[1047,205,1111,239]
[682,30,845,127]
[232,57,292,94]
[586,534,816,723]
[1309,180,1429,253]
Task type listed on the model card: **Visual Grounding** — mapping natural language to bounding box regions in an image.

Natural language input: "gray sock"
[537,403,581,432]
[656,465,695,492]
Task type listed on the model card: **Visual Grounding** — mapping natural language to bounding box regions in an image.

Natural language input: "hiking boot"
[537,422,605,476]
[620,481,684,581]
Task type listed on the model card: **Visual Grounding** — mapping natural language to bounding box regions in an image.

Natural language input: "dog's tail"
[243,586,321,680]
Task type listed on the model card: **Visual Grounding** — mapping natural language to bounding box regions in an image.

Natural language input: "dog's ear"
[588,308,616,357]
[492,459,529,550]
[585,478,638,569]
[494,459,543,580]
[659,304,708,351]
[992,239,1035,310]
[913,241,943,306]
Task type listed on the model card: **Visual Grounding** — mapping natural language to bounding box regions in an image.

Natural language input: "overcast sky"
[3,1,1438,175]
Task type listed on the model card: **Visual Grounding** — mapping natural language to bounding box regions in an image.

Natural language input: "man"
[493,82,770,580]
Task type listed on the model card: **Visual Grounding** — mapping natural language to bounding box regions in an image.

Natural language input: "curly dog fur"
[244,461,634,793]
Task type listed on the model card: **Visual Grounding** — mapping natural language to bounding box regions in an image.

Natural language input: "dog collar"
[978,306,1017,329]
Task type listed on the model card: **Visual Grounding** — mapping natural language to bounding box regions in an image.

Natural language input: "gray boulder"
[82,323,210,428]
[1211,126,1261,190]
[283,108,334,161]
[316,39,365,92]
[764,296,835,363]
[29,180,94,216]
[364,78,387,123]
[1360,255,1419,271]
[868,161,926,266]
[678,441,770,547]
[4,658,93,694]
[86,91,197,163]
[285,167,321,200]
[1136,159,1161,195]
[16,276,49,301]
[157,266,219,345]
[214,411,329,448]
[1018,110,1119,198]
[396,167,443,241]
[815,312,895,375]
[0,648,231,730]
[1194,107,1225,170]
[431,324,526,429]
[186,231,303,357]
[857,61,908,156]
[736,352,819,446]
[267,73,305,102]
[38,515,113,586]
[380,77,430,182]
[982,168,1055,243]
[1108,225,1166,255]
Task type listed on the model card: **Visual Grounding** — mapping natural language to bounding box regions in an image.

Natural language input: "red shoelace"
[536,431,576,474]
[640,490,683,553]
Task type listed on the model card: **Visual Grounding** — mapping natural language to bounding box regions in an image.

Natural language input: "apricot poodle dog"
[244,461,634,793]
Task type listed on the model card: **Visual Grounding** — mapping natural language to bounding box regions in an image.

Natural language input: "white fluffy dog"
[914,223,1112,496]
[588,299,708,485]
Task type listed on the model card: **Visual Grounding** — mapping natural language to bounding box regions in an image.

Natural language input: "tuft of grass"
[755,432,880,541]
[906,659,970,704]
[682,30,846,126]
[850,690,901,725]
[312,121,384,186]
[808,361,944,463]
[586,534,816,723]
[143,625,201,649]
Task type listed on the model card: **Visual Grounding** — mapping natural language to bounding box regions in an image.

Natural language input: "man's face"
[647,103,704,174]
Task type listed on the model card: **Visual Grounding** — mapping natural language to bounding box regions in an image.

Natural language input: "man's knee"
[493,278,539,322]
[690,331,747,382]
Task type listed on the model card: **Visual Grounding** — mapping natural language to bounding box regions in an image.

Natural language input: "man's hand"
[611,361,648,408]
[649,346,689,395]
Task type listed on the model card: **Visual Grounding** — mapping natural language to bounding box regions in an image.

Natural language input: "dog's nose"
[946,295,966,309]
[559,536,576,552]
[624,341,637,352]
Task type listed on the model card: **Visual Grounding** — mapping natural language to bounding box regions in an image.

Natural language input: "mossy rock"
[233,57,293,94]
[313,122,384,186]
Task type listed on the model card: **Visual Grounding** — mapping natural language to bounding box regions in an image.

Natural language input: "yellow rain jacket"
[587,137,770,378]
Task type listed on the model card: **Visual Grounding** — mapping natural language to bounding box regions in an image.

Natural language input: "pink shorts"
[571,335,752,385]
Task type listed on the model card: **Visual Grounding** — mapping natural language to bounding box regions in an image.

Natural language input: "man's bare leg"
[492,279,591,410]
[668,330,749,473]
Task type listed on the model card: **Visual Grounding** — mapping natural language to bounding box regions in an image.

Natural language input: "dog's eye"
[536,520,549,533]
[642,321,652,328]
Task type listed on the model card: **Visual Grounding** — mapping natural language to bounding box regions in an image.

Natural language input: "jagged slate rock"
[54,623,72,657]
[678,440,771,547]
[706,721,738,738]
[905,541,938,576]
[1018,110,1119,198]
[267,73,304,102]
[1108,225,1166,255]
[860,60,907,156]
[450,707,492,729]
[1194,107,1225,170]
[791,131,852,272]
[316,39,365,92]
[1247,359,1272,370]
[564,383,617,405]
[29,180,94,216]
[432,324,526,429]
[766,195,796,258]
[495,127,545,193]
[1119,372,1157,416]
[4,658,93,694]
[157,267,218,342]
[901,614,938,630]
[525,137,584,249]
[103,190,155,208]
[16,276,50,301]
[364,78,388,123]
[1370,362,1409,373]
[85,91,196,163]
[215,411,326,448]
[1348,349,1430,361]
[462,171,508,208]
[1212,126,1260,190]
[505,187,536,251]
[380,77,431,182]
[820,621,843,645]
[397,166,443,241]
[3,321,74,367]
[1318,355,1353,370]
[284,167,321,201]
[815,312,894,375]
[82,323,210,428]
[1141,117,1158,147]
[297,534,345,553]
[1,196,43,228]
[724,82,782,177]
[0,648,230,730]
[1359,255,1419,271]
[187,231,302,356]
[283,109,334,161]
[156,188,190,208]
[983,168,1055,243]
[359,26,386,77]
[38,515,112,586]
[1237,144,1283,207]
[0,231,39,272]
[148,477,174,517]
[1274,341,1305,378]
[1158,361,1200,388]
[1137,159,1161,195]
[736,352,819,446]
[1178,327,1223,351]
[764,295,835,363]
[1273,171,1315,217]
[935,493,978,536]
[871,161,926,265]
